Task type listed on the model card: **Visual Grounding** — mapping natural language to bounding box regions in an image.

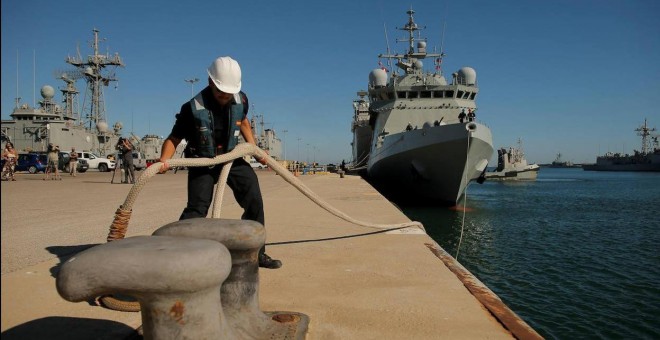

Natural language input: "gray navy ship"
[583,119,660,172]
[352,8,494,205]
[2,29,126,157]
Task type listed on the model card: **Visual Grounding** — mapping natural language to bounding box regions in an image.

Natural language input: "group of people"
[458,108,476,123]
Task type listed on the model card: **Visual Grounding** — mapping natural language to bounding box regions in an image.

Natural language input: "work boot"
[259,254,282,269]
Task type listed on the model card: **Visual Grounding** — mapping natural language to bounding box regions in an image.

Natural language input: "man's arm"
[158,135,182,173]
[239,118,267,164]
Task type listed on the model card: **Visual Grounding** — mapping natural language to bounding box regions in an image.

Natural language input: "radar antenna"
[635,118,657,155]
[53,69,84,120]
[66,28,124,133]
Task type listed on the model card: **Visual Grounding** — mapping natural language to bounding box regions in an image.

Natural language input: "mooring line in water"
[455,128,471,261]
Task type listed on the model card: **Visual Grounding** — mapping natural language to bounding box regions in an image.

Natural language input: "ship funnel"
[466,122,477,132]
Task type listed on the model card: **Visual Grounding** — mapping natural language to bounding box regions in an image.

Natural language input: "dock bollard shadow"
[154,218,309,339]
[56,235,235,339]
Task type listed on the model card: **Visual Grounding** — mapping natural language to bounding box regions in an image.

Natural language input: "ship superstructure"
[583,118,660,172]
[358,8,493,205]
[1,29,125,156]
[350,90,371,171]
[250,114,283,160]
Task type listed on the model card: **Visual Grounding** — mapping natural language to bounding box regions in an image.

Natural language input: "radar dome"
[113,122,124,133]
[41,85,55,99]
[413,60,423,69]
[457,67,477,86]
[96,120,109,133]
[369,68,388,88]
[417,41,427,53]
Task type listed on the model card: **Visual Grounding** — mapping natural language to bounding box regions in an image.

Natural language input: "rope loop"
[105,143,424,242]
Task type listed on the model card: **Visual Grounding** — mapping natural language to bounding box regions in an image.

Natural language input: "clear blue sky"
[2,0,659,164]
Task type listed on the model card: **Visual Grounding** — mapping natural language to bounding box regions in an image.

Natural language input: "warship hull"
[351,123,372,168]
[367,123,493,205]
[582,162,660,172]
[2,119,119,156]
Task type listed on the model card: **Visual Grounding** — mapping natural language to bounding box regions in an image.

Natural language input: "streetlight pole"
[297,138,302,162]
[184,78,199,98]
[282,129,288,161]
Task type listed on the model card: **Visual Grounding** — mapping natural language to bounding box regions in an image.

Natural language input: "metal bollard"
[56,235,234,340]
[154,218,305,339]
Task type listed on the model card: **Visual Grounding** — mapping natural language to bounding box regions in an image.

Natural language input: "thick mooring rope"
[106,143,424,242]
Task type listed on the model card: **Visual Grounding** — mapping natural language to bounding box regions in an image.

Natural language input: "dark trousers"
[180,158,267,256]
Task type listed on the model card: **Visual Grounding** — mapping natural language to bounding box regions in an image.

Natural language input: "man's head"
[207,56,241,105]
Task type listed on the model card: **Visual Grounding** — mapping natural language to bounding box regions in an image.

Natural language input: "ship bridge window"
[397,91,407,99]
[445,90,455,98]
[420,91,431,98]
[433,91,444,98]
[409,92,419,99]
[470,93,477,100]
[457,90,464,99]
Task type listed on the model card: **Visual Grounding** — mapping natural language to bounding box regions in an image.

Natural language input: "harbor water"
[402,168,660,339]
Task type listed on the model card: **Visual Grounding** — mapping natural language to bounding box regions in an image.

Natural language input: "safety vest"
[189,91,245,157]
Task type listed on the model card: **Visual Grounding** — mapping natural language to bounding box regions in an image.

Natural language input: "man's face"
[209,79,234,106]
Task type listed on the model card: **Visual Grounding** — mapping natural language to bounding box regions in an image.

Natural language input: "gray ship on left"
[2,29,127,157]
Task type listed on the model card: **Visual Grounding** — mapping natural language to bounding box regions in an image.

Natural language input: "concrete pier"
[1,170,534,339]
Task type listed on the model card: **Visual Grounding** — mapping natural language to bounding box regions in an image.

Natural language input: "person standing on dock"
[157,56,281,269]
[69,147,78,177]
[44,144,61,180]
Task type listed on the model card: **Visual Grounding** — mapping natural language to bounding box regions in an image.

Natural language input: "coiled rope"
[106,142,424,242]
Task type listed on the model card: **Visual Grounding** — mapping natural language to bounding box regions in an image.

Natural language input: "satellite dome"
[369,68,388,88]
[417,41,427,49]
[413,60,423,69]
[457,67,477,86]
[96,120,108,133]
[41,85,55,99]
[113,122,124,133]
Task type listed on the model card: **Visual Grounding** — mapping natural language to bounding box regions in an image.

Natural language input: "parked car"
[76,151,115,172]
[13,153,48,174]
[58,151,89,173]
[249,157,267,170]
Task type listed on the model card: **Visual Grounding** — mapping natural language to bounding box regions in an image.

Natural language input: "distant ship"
[250,114,283,161]
[486,139,539,181]
[1,29,126,156]
[352,8,494,205]
[349,90,371,173]
[583,119,660,172]
[544,153,580,168]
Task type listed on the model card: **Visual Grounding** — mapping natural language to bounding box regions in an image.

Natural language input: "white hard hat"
[207,56,242,94]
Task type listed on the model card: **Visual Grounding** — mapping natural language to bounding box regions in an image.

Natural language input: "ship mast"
[378,8,443,75]
[66,29,124,133]
[635,118,657,155]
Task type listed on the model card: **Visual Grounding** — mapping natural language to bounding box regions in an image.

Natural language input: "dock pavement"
[1,169,537,339]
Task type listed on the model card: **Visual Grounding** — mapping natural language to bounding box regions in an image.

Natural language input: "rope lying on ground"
[106,143,424,242]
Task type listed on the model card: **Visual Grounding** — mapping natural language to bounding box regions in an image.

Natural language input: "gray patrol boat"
[2,29,125,157]
[356,8,493,205]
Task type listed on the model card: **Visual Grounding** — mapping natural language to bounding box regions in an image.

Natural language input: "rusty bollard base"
[266,311,310,340]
